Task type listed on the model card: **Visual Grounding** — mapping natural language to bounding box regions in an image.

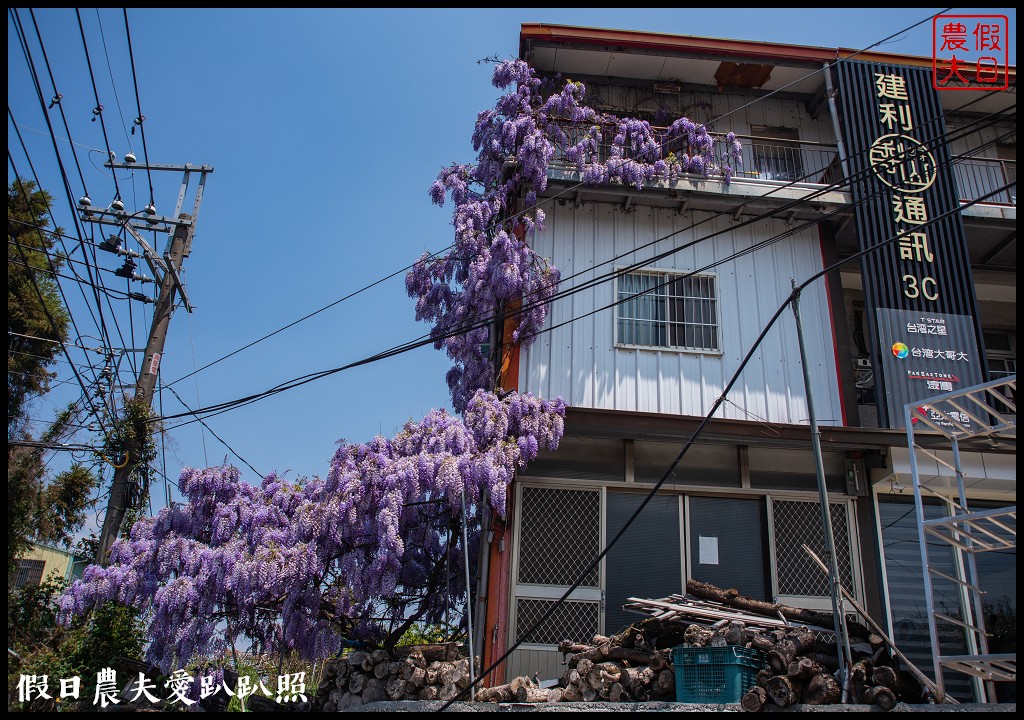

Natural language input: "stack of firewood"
[311,644,477,711]
[736,625,923,711]
[556,631,676,703]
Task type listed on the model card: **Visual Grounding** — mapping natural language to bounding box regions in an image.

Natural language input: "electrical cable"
[74,7,121,203]
[121,9,155,207]
[438,178,1015,711]
[153,113,1015,427]
[7,156,111,439]
[7,20,119,363]
[164,383,261,477]
[93,8,134,154]
[162,51,1000,391]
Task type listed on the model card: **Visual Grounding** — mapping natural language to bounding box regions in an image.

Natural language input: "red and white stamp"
[932,14,1009,90]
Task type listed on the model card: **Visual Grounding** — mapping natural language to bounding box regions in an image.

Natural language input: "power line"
[163,38,998,391]
[74,7,121,203]
[439,180,1015,711]
[7,19,119,362]
[8,152,111,439]
[122,9,155,207]
[154,111,1014,427]
[163,383,261,477]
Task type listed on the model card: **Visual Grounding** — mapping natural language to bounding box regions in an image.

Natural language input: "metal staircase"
[903,376,1016,702]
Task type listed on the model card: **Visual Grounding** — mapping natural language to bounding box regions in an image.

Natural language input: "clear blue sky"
[8,8,1016,518]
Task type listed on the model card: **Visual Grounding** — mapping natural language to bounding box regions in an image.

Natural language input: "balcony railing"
[951,156,1016,206]
[547,122,842,188]
[548,122,1015,207]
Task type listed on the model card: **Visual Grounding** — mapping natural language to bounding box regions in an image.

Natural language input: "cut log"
[850,659,872,686]
[348,671,366,694]
[684,624,714,647]
[418,685,439,701]
[548,688,563,704]
[756,668,774,689]
[592,634,610,645]
[347,651,369,671]
[623,666,656,692]
[394,642,460,663]
[741,686,768,713]
[561,668,580,687]
[864,685,897,711]
[561,683,583,702]
[403,665,426,687]
[362,685,387,704]
[516,686,551,703]
[807,652,840,673]
[656,669,675,694]
[566,643,666,669]
[386,675,406,701]
[803,673,841,705]
[765,675,803,708]
[686,579,872,638]
[582,687,598,702]
[724,620,747,646]
[609,682,632,703]
[438,683,459,702]
[871,665,898,689]
[373,661,390,679]
[787,658,825,682]
[749,633,777,655]
[576,658,594,677]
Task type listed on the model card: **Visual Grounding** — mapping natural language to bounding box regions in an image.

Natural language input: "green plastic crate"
[672,646,764,704]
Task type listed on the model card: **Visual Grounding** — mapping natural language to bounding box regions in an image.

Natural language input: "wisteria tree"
[408,60,740,412]
[61,59,739,671]
[61,391,565,668]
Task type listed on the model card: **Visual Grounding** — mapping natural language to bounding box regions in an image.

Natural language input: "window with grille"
[770,499,856,599]
[15,559,45,587]
[517,486,600,587]
[616,271,720,352]
[514,599,601,644]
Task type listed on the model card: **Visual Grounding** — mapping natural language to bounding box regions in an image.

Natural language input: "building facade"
[477,24,1016,703]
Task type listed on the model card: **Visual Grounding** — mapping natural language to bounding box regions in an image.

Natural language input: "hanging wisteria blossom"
[60,390,566,670]
[411,60,740,411]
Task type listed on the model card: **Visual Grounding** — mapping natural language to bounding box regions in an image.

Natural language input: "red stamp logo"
[933,14,1009,90]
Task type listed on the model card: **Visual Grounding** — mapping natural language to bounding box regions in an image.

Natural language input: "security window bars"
[518,486,600,587]
[15,559,45,587]
[515,599,600,645]
[616,271,719,352]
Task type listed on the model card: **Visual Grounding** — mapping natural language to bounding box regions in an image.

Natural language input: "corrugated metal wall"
[519,201,844,426]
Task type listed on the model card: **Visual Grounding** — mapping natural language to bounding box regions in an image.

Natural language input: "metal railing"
[547,121,841,187]
[951,156,1016,206]
[548,121,1015,206]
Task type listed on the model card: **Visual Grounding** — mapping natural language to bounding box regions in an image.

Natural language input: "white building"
[476,24,1016,703]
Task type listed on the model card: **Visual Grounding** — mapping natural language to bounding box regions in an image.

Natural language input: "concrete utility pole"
[88,162,212,565]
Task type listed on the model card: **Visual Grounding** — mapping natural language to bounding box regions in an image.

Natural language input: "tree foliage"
[9,576,144,713]
[7,178,69,438]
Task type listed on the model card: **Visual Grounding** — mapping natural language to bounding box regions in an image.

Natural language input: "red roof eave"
[520,23,1017,81]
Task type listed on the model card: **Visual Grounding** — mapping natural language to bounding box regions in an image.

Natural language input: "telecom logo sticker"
[891,342,910,359]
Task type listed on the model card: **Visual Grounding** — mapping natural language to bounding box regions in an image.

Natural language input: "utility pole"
[86,161,212,565]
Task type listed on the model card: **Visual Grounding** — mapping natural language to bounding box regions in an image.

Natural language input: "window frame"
[614,266,723,355]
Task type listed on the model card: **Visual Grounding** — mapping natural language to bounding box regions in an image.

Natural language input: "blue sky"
[8,8,1016,517]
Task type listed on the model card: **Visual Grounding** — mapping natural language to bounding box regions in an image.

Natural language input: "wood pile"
[555,629,676,703]
[310,643,478,711]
